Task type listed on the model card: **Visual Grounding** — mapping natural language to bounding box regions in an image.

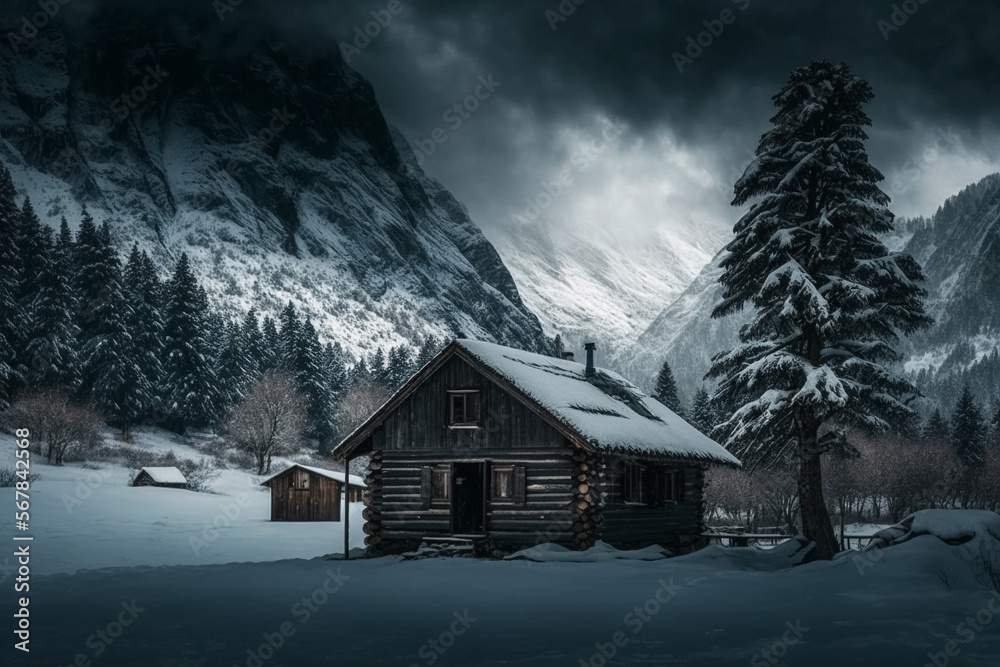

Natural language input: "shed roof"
[260,463,367,488]
[335,339,741,466]
[138,467,188,484]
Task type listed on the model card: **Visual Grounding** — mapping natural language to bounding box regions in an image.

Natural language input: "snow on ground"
[0,429,363,577]
[4,430,1000,666]
[13,514,1000,667]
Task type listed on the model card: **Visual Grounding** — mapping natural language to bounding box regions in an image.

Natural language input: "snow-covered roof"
[261,464,366,488]
[139,467,188,484]
[455,340,740,464]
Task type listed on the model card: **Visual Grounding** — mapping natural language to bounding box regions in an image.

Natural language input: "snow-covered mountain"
[0,5,545,359]
[616,173,1000,403]
[489,219,723,354]
[901,174,1000,375]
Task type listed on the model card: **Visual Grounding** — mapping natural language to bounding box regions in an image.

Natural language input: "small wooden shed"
[260,464,366,522]
[133,467,189,489]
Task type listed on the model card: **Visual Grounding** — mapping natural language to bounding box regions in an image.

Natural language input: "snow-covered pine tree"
[368,347,388,385]
[214,320,252,409]
[260,316,280,372]
[707,60,932,559]
[552,334,565,359]
[652,359,683,415]
[85,282,150,441]
[950,385,986,466]
[294,319,336,450]
[689,387,716,435]
[22,225,80,390]
[123,246,165,425]
[322,342,348,401]
[386,345,414,390]
[163,253,219,431]
[78,223,130,400]
[277,302,301,371]
[415,336,441,368]
[239,308,265,385]
[72,209,115,346]
[0,164,22,408]
[922,408,950,442]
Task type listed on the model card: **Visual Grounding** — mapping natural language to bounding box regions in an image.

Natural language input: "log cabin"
[132,466,189,489]
[261,464,366,522]
[333,339,740,556]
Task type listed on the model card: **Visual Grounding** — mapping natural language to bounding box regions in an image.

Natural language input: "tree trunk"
[797,420,839,560]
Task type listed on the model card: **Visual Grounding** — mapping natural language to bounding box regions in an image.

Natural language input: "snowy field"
[0,429,363,577]
[4,431,1000,666]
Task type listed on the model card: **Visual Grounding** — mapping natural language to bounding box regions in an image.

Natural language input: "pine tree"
[689,388,716,435]
[162,253,218,431]
[950,385,986,466]
[294,319,335,449]
[261,316,280,372]
[706,60,932,559]
[386,345,414,390]
[123,246,165,425]
[78,222,130,400]
[415,336,441,369]
[552,334,565,358]
[922,408,950,442]
[214,320,252,409]
[22,225,80,390]
[0,164,22,408]
[368,347,387,384]
[241,308,265,384]
[86,284,149,441]
[277,302,301,371]
[652,359,683,415]
[323,342,348,401]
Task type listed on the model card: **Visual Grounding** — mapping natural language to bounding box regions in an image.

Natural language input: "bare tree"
[225,372,306,475]
[5,390,103,464]
[335,379,391,438]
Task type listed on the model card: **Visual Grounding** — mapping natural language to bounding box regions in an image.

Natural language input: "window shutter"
[513,466,526,505]
[676,469,685,503]
[420,466,433,509]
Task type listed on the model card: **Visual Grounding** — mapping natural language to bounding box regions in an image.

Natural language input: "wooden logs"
[570,447,602,550]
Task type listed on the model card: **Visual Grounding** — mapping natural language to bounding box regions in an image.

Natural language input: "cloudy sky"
[66,0,1000,249]
[281,0,999,247]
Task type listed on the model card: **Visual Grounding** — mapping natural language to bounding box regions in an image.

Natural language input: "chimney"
[584,342,596,377]
[561,351,575,361]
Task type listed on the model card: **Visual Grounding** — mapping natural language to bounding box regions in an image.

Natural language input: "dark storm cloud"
[52,0,1000,225]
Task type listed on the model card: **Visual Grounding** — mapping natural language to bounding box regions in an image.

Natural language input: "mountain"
[901,174,1000,375]
[488,219,723,355]
[616,173,1000,409]
[611,249,746,401]
[0,4,545,359]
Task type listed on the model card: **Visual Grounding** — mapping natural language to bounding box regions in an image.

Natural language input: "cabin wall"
[372,356,566,452]
[374,448,577,553]
[599,458,705,552]
[268,471,342,521]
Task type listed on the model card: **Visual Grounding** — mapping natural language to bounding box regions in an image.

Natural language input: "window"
[491,465,526,504]
[623,463,645,504]
[431,468,451,500]
[492,466,513,500]
[292,468,310,490]
[421,466,451,508]
[447,390,480,427]
[622,464,683,505]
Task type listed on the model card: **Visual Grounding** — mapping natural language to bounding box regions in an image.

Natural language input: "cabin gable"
[371,354,566,453]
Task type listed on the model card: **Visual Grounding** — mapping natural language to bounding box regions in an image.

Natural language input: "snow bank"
[865,510,1000,550]
[504,540,670,562]
[674,537,816,572]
